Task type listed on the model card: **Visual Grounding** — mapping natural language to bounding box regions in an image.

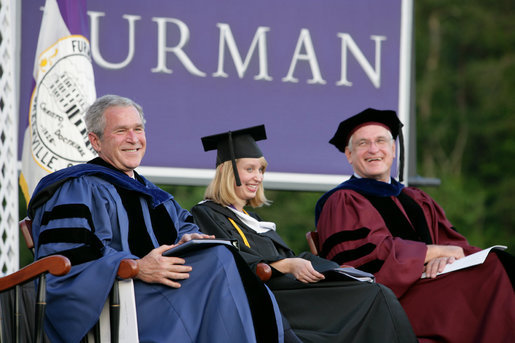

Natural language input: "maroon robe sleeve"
[317,189,427,297]
[317,187,484,297]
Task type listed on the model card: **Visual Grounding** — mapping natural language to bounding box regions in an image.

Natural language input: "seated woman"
[191,125,417,343]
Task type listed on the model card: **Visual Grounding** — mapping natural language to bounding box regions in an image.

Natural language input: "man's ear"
[88,132,101,152]
[345,146,353,164]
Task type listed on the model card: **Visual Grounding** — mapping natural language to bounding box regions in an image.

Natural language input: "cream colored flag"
[20,0,96,202]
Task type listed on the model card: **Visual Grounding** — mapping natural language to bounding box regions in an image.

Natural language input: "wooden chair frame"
[0,255,71,343]
[1,218,140,343]
[306,231,320,256]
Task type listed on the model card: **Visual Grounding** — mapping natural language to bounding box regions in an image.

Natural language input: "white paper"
[421,245,507,278]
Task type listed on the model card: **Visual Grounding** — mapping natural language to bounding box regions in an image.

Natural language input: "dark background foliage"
[414,0,514,251]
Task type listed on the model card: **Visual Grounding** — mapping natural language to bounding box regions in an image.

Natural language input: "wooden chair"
[306,230,320,256]
[17,218,139,343]
[0,255,71,343]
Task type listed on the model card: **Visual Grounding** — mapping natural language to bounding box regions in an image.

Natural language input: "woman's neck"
[232,199,246,212]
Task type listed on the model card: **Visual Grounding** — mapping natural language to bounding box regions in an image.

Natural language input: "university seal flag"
[20,0,96,202]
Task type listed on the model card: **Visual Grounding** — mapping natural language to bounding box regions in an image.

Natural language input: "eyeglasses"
[354,137,392,150]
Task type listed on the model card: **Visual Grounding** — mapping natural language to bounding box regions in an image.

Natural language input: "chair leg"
[35,275,46,343]
[80,321,101,343]
[15,284,20,343]
[93,321,101,343]
[110,282,120,343]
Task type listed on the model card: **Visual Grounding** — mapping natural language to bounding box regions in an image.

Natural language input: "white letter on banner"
[282,29,326,85]
[151,17,206,76]
[337,34,386,88]
[213,23,272,81]
[89,11,140,69]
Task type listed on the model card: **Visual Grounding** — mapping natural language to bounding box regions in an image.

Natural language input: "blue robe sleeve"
[31,176,137,343]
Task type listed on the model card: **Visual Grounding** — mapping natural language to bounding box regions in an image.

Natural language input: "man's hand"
[424,245,465,279]
[136,245,192,288]
[175,233,215,245]
[135,234,215,288]
[270,258,325,283]
[424,256,456,279]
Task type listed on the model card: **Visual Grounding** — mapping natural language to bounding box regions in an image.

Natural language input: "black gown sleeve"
[191,204,289,273]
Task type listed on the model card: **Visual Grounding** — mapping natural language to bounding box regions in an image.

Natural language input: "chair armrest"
[0,255,71,292]
[117,259,139,279]
[256,262,272,282]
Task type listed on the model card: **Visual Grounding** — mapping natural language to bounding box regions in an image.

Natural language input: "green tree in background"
[415,0,515,250]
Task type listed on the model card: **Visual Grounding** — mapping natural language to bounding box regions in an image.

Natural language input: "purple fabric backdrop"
[20,0,408,176]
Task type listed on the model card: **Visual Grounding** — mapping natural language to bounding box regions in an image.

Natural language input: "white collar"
[353,173,392,184]
[226,206,276,234]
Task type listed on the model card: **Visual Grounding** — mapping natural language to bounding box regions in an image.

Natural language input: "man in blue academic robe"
[27,94,283,343]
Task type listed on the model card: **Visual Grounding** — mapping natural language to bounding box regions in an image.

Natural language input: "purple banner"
[20,0,411,179]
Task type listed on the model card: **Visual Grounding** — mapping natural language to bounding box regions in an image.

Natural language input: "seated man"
[27,95,283,342]
[315,108,515,342]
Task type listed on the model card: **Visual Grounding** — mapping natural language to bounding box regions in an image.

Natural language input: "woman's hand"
[270,258,325,283]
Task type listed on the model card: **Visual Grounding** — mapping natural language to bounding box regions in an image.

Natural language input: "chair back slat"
[20,218,35,252]
[306,231,320,256]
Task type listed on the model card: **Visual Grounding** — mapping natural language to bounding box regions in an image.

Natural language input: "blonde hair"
[204,157,270,208]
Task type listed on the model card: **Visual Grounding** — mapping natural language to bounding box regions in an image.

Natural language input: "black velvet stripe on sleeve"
[355,259,385,274]
[330,243,377,265]
[319,227,370,258]
[41,204,95,232]
[38,227,104,251]
[37,227,104,266]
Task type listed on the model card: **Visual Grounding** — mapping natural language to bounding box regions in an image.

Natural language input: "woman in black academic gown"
[190,125,417,343]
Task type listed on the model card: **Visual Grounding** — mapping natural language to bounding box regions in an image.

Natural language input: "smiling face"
[233,158,265,210]
[88,105,146,177]
[345,124,395,183]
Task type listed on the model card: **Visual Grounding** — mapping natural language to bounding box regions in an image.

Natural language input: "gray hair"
[85,94,145,139]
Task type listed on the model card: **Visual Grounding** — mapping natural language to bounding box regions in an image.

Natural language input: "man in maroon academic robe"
[315,108,515,343]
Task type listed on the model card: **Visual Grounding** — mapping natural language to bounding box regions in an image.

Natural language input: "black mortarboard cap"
[201,125,267,186]
[329,108,405,181]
